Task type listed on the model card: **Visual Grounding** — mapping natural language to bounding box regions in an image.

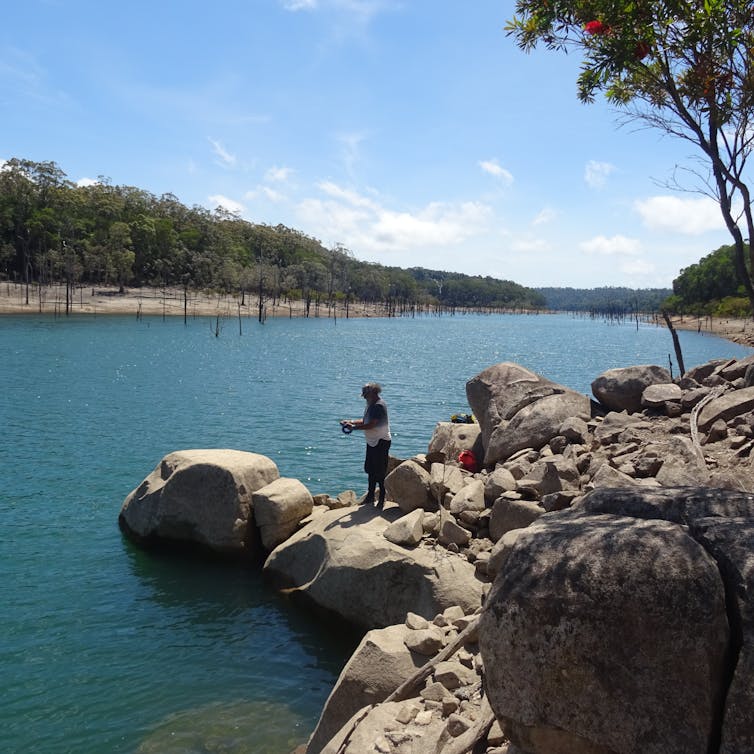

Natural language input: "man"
[341,382,392,507]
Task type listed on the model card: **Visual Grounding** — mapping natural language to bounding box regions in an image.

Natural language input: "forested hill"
[0,158,543,312]
[536,286,671,313]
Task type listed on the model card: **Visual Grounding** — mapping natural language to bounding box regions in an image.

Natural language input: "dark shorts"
[364,439,391,480]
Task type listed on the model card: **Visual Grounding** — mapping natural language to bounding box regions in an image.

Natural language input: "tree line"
[0,158,544,315]
[662,243,751,318]
[536,286,671,315]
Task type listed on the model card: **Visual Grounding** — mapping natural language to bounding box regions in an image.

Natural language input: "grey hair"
[362,382,382,395]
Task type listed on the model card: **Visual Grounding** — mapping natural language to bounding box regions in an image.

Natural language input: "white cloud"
[634,195,725,235]
[76,177,99,187]
[511,238,552,253]
[296,182,491,253]
[208,194,245,215]
[479,159,514,185]
[245,185,287,202]
[208,138,236,167]
[337,131,368,177]
[580,235,642,256]
[281,0,317,9]
[532,207,558,226]
[584,160,615,189]
[264,165,293,182]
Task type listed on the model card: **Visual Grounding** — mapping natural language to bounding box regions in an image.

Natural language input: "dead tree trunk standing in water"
[662,310,686,377]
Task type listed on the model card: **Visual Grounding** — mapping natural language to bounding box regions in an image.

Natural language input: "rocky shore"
[118,355,754,753]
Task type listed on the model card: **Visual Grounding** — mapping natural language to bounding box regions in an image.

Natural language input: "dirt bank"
[669,314,754,348]
[0,282,384,320]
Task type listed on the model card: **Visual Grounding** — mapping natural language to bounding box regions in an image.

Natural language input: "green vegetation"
[0,158,543,314]
[507,0,754,314]
[662,243,751,318]
[537,287,670,314]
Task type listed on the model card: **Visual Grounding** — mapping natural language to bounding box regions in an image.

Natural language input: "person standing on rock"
[341,382,392,507]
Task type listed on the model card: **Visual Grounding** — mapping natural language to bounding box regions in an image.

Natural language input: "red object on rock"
[458,450,478,473]
[585,20,608,35]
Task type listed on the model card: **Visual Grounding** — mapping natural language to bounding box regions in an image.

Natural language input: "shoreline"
[2,282,754,348]
[0,282,386,320]
[668,313,754,348]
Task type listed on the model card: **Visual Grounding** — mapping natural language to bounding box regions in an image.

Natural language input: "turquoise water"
[1,312,751,754]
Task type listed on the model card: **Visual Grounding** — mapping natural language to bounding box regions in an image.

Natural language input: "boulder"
[448,478,485,516]
[484,466,517,503]
[718,354,754,382]
[383,509,424,547]
[641,383,682,409]
[429,463,466,501]
[575,486,754,525]
[591,365,672,413]
[252,477,313,551]
[489,498,543,542]
[690,517,754,752]
[306,624,427,754]
[466,362,590,467]
[697,386,754,432]
[263,506,483,629]
[384,460,436,512]
[427,422,484,464]
[479,511,729,754]
[118,449,280,556]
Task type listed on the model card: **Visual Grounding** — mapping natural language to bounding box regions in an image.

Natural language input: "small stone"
[443,605,465,623]
[421,681,454,702]
[446,713,472,737]
[414,710,434,725]
[405,612,429,630]
[396,703,420,724]
[434,660,477,690]
[404,627,444,656]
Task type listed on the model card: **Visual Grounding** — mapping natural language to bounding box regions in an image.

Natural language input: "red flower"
[584,20,608,35]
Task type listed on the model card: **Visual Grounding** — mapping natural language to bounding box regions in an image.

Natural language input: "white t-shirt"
[363,398,391,447]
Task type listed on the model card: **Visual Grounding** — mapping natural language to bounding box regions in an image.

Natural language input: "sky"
[0,0,740,289]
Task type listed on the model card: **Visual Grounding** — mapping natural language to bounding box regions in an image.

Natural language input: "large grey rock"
[575,486,754,524]
[263,506,483,629]
[479,512,729,754]
[591,365,671,413]
[385,460,436,512]
[466,362,590,467]
[718,354,754,382]
[119,449,280,556]
[252,477,313,551]
[306,624,427,754]
[489,498,543,542]
[427,421,484,463]
[429,463,465,501]
[691,517,754,753]
[697,386,754,432]
[383,509,424,547]
[641,383,682,408]
[448,478,485,516]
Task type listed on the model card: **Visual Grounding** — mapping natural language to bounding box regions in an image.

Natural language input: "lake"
[2,311,751,753]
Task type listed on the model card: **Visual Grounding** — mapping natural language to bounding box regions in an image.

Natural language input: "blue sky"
[1,0,736,288]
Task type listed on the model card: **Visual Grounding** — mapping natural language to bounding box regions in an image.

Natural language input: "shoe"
[361,494,375,506]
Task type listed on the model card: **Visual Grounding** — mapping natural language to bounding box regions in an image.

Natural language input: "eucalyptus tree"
[507,0,754,312]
